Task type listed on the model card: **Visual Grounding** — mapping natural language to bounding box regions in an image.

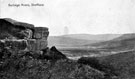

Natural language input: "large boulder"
[50,46,67,59]
[40,46,67,60]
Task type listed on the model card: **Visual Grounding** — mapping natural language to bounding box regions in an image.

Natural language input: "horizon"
[49,32,135,36]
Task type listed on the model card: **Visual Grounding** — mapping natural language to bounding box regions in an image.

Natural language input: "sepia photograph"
[0,0,135,79]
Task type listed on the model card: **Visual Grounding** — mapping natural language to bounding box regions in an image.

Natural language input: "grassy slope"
[86,33,135,51]
[78,50,135,79]
[96,50,135,79]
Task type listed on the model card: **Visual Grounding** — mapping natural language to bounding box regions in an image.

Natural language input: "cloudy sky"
[1,0,135,36]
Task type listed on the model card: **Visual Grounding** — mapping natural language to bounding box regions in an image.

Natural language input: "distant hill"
[48,36,96,48]
[112,33,135,41]
[48,34,121,48]
[86,33,135,51]
[61,34,121,41]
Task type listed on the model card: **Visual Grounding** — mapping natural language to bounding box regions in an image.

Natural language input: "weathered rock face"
[34,27,49,50]
[0,18,49,53]
[0,18,34,39]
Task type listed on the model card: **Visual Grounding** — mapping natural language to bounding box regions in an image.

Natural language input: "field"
[58,47,113,60]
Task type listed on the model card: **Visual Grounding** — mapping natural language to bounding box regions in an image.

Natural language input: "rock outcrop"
[0,18,67,60]
[0,18,49,54]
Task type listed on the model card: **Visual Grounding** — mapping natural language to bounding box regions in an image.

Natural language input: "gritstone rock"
[0,18,49,55]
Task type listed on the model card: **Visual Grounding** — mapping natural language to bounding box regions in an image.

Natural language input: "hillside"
[97,50,135,79]
[63,34,121,41]
[48,36,97,48]
[85,33,135,51]
[48,34,121,48]
[78,50,135,79]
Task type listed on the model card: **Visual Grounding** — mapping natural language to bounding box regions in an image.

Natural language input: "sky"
[1,0,135,36]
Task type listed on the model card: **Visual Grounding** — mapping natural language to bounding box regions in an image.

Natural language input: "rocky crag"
[0,18,49,53]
